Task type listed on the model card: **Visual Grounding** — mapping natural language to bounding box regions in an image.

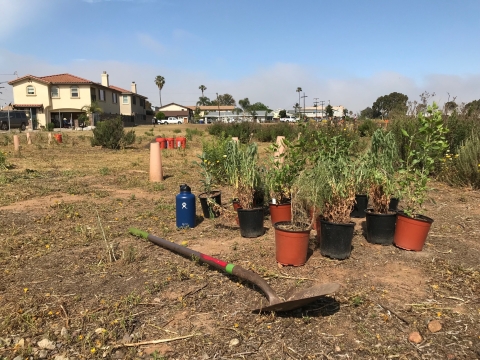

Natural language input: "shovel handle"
[129,228,281,305]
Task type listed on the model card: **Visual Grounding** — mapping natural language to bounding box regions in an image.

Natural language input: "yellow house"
[8,71,147,128]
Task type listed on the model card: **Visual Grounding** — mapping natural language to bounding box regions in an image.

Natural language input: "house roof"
[185,105,235,111]
[109,85,147,99]
[159,110,192,117]
[13,104,44,108]
[158,103,191,110]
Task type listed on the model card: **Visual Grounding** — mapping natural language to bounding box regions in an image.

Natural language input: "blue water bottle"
[176,184,196,228]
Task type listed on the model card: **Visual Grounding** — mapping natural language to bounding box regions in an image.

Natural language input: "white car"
[280,116,297,123]
[158,117,182,125]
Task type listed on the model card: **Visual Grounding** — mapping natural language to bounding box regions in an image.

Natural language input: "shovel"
[129,228,340,312]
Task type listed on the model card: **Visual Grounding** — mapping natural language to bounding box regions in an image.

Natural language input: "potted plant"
[394,102,448,251]
[197,151,222,219]
[225,140,264,237]
[296,144,356,260]
[364,129,400,245]
[264,138,306,225]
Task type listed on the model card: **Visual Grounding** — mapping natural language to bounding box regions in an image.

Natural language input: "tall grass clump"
[208,122,258,143]
[185,128,203,141]
[439,134,480,189]
[357,119,379,137]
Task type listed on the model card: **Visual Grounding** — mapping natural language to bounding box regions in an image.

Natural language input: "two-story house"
[8,72,147,128]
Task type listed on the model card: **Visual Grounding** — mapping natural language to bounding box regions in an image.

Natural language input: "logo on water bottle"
[182,202,187,209]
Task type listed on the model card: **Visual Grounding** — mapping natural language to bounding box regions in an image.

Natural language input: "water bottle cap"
[180,184,191,192]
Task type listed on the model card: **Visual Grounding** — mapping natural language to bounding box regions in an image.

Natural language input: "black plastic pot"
[319,219,354,260]
[198,191,221,219]
[388,198,399,211]
[365,208,396,245]
[237,208,264,238]
[350,194,368,218]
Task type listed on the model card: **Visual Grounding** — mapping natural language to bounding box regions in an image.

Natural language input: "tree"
[325,104,334,118]
[81,101,103,126]
[217,93,236,106]
[465,99,480,117]
[372,92,408,119]
[197,96,211,106]
[296,87,302,115]
[444,101,457,114]
[249,102,270,111]
[199,85,207,97]
[154,75,165,107]
[279,109,287,118]
[239,98,251,121]
[360,107,374,119]
[155,111,165,120]
[343,108,348,119]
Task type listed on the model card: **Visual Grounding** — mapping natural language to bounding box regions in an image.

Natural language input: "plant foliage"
[90,118,136,149]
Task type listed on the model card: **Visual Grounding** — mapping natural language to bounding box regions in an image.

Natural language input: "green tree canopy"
[215,93,236,106]
[372,92,408,119]
[154,75,165,107]
[249,102,270,112]
[279,110,287,118]
[360,107,374,119]
[465,99,480,116]
[197,96,211,106]
[325,104,334,118]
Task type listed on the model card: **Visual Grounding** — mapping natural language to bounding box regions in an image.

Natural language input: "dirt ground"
[0,125,479,360]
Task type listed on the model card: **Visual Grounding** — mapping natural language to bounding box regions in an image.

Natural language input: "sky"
[0,0,479,113]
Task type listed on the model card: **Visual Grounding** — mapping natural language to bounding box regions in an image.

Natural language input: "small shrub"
[0,150,8,170]
[99,167,110,176]
[185,128,203,141]
[47,122,55,132]
[357,119,379,137]
[439,134,480,189]
[90,118,136,149]
[173,129,181,134]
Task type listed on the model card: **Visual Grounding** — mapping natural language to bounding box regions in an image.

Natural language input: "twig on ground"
[183,284,208,298]
[96,209,116,262]
[60,304,69,327]
[113,333,198,348]
[378,303,409,325]
[433,248,452,254]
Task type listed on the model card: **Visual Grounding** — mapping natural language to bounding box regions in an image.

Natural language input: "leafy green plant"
[0,150,9,170]
[46,122,55,132]
[357,119,379,137]
[90,117,136,149]
[398,102,449,216]
[185,128,203,141]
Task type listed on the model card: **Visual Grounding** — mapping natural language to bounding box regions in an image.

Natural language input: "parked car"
[279,116,297,123]
[158,117,182,125]
[0,110,28,131]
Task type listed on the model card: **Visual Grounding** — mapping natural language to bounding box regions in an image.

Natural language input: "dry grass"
[0,125,479,359]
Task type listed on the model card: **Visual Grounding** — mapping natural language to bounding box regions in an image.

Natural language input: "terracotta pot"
[269,202,291,225]
[232,199,241,225]
[274,221,310,266]
[393,211,433,251]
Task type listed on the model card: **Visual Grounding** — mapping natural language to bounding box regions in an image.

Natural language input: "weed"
[153,183,165,191]
[351,295,364,307]
[99,167,110,176]
[124,244,137,264]
[173,129,181,134]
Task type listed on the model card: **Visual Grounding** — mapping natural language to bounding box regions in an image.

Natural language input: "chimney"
[101,71,109,87]
[131,81,137,94]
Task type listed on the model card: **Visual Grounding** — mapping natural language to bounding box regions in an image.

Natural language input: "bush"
[90,117,136,149]
[357,119,379,137]
[255,123,299,142]
[387,116,419,163]
[0,150,8,170]
[444,112,480,151]
[47,122,55,132]
[439,134,480,189]
[155,112,165,120]
[208,122,300,143]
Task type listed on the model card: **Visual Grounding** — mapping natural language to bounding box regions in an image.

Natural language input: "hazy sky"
[1,0,479,113]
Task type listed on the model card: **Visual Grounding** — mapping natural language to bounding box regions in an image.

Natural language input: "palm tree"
[81,101,103,126]
[199,85,207,97]
[239,98,250,122]
[296,87,302,116]
[154,75,165,107]
[196,96,211,106]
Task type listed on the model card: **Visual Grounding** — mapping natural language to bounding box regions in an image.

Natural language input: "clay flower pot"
[269,202,291,225]
[393,211,433,251]
[274,221,310,266]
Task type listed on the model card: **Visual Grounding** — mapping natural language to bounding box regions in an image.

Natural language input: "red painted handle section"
[200,254,228,269]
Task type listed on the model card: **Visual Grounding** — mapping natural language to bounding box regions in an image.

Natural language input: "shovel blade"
[252,282,341,312]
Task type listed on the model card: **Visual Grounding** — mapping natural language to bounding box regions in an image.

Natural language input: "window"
[71,86,79,98]
[140,98,144,107]
[112,93,118,104]
[99,89,105,101]
[122,95,129,104]
[51,86,59,98]
[26,85,35,95]
[133,96,136,105]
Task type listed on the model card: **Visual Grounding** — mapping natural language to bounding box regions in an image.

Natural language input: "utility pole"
[216,92,220,122]
[301,93,308,121]
[313,98,319,121]
[318,100,325,120]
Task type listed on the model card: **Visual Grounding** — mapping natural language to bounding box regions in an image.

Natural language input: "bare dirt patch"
[0,126,479,359]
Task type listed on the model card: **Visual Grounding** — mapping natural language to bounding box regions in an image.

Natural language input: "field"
[0,125,479,359]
